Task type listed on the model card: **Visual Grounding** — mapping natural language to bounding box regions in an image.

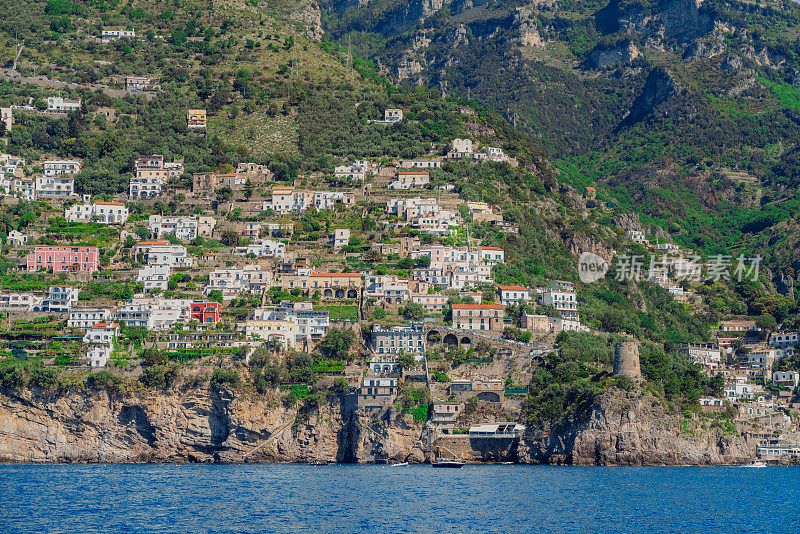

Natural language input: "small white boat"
[390,462,409,467]
[743,460,767,468]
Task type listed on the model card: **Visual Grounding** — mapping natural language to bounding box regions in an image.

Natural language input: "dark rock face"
[624,66,682,124]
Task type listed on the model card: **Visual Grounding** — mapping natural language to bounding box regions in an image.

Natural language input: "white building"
[0,293,41,310]
[468,423,526,438]
[37,286,80,313]
[68,308,111,329]
[206,265,274,300]
[539,288,578,322]
[383,109,403,123]
[43,160,81,177]
[137,265,172,293]
[773,371,800,388]
[334,165,365,182]
[7,230,27,246]
[478,246,505,264]
[485,147,508,162]
[769,332,798,348]
[46,98,81,113]
[65,196,129,224]
[677,344,721,371]
[411,294,448,312]
[389,171,430,190]
[332,229,350,250]
[101,29,136,41]
[129,155,184,199]
[399,160,441,169]
[134,241,194,267]
[240,239,286,258]
[35,174,75,199]
[114,296,191,330]
[148,215,215,241]
[498,285,531,305]
[83,322,120,367]
[386,197,439,221]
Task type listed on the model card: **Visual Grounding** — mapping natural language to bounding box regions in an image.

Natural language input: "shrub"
[86,370,124,393]
[210,368,240,388]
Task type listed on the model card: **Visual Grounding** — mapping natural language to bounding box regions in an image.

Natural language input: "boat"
[390,462,409,467]
[310,459,329,466]
[743,460,767,468]
[432,459,464,468]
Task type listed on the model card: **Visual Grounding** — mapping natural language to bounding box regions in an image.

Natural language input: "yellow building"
[187,109,207,129]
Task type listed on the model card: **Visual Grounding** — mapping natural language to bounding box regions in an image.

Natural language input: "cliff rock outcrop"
[0,388,425,464]
[520,389,755,465]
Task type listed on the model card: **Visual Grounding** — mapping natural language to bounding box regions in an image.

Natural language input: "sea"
[0,463,798,533]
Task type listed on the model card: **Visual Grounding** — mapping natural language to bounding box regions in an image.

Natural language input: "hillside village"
[0,95,799,463]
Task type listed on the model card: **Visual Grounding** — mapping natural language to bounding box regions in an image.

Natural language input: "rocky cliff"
[0,388,425,464]
[520,389,756,465]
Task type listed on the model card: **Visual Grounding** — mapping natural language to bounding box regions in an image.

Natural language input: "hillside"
[318,0,800,287]
[0,0,797,467]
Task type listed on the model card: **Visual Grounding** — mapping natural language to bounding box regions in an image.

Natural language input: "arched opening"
[460,336,472,346]
[347,289,358,299]
[477,391,501,403]
[443,333,459,346]
[426,330,441,344]
[335,288,345,299]
[323,288,333,298]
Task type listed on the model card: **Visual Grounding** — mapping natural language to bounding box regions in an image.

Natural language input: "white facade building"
[68,308,111,329]
[137,265,172,292]
[134,241,194,267]
[65,196,129,224]
[35,174,75,199]
[43,160,81,176]
[46,98,81,113]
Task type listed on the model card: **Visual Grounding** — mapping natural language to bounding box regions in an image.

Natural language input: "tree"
[756,314,777,332]
[221,229,241,247]
[398,352,416,370]
[244,179,254,199]
[402,302,425,321]
[208,290,223,304]
[318,328,356,361]
[216,186,234,203]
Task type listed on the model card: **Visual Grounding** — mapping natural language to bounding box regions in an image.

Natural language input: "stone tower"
[613,342,642,382]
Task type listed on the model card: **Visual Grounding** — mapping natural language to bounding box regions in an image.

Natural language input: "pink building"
[27,246,100,273]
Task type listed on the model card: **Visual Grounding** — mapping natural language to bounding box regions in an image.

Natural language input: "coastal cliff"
[520,389,757,466]
[0,386,771,465]
[0,388,425,464]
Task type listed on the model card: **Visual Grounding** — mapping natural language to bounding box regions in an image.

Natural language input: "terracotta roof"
[479,246,504,251]
[498,285,528,291]
[94,201,125,206]
[452,304,503,309]
[311,272,361,277]
[136,241,170,245]
[91,322,119,329]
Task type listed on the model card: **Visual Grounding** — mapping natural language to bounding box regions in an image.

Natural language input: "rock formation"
[520,389,756,465]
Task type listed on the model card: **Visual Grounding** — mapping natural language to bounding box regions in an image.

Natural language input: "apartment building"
[68,308,111,329]
[148,215,216,241]
[369,323,426,357]
[35,174,75,199]
[133,241,194,267]
[137,265,171,292]
[43,160,81,176]
[26,246,99,273]
[114,297,192,330]
[452,304,504,331]
[65,197,129,224]
[539,288,579,322]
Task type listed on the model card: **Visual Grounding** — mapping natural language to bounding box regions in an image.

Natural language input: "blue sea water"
[0,464,798,533]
